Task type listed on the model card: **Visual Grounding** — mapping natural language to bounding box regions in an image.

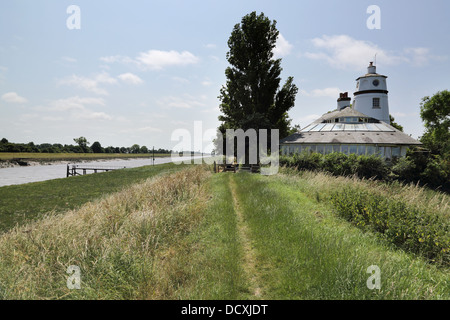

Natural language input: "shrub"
[420,155,450,189]
[321,152,353,176]
[353,154,388,180]
[330,187,450,266]
[390,156,417,183]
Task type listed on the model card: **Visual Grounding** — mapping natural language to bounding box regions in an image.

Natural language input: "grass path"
[229,176,263,299]
[231,172,449,299]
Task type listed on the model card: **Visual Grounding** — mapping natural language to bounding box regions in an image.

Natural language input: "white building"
[353,62,390,124]
[280,62,422,160]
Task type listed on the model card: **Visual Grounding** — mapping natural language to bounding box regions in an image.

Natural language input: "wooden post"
[214,161,216,173]
[66,165,69,177]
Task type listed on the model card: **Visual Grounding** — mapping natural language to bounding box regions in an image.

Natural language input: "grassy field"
[0,165,448,299]
[0,163,186,232]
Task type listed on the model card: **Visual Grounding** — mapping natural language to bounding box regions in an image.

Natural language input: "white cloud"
[136,50,199,70]
[300,87,342,98]
[172,76,190,84]
[303,35,400,70]
[391,111,418,118]
[297,114,321,127]
[118,73,143,85]
[303,35,447,70]
[58,72,118,95]
[76,112,112,121]
[101,50,199,71]
[42,116,64,122]
[403,47,447,66]
[137,126,163,133]
[2,92,28,103]
[205,44,217,49]
[157,95,206,109]
[61,56,77,63]
[120,126,162,134]
[46,96,105,112]
[274,33,293,58]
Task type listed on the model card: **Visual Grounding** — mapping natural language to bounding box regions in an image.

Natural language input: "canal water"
[0,156,207,187]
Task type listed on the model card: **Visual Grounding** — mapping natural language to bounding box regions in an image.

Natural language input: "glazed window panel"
[316,145,324,154]
[385,147,392,159]
[349,145,358,154]
[357,145,366,155]
[341,145,349,154]
[333,145,340,153]
[373,98,381,109]
[392,147,401,158]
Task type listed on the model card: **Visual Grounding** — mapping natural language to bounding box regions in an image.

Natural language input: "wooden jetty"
[66,164,126,177]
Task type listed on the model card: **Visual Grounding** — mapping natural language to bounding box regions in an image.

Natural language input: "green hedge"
[280,151,449,190]
[280,152,388,180]
[330,187,449,266]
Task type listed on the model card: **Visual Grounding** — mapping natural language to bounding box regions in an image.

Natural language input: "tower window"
[372,98,381,109]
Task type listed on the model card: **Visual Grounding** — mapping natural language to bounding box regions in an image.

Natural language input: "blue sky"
[1,0,449,151]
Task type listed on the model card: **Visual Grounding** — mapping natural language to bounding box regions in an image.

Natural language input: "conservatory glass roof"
[301,122,395,133]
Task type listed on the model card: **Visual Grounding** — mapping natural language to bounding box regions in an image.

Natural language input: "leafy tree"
[420,90,450,157]
[130,144,140,154]
[389,114,404,132]
[119,147,128,154]
[91,141,104,153]
[73,136,91,153]
[140,146,149,154]
[218,11,298,161]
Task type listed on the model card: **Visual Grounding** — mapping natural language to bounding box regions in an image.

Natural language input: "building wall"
[353,93,390,124]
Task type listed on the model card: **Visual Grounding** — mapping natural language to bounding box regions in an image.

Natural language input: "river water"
[0,156,208,187]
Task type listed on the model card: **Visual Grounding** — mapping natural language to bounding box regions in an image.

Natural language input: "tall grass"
[233,173,450,299]
[0,163,185,232]
[279,167,449,219]
[0,166,210,299]
[279,168,449,265]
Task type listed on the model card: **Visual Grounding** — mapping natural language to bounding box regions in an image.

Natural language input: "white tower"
[353,62,390,124]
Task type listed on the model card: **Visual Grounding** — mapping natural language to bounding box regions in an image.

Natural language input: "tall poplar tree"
[217,12,298,158]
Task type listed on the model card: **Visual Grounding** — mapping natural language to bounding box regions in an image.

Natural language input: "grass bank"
[0,165,210,299]
[232,173,449,299]
[0,166,448,299]
[279,167,449,266]
[0,163,185,232]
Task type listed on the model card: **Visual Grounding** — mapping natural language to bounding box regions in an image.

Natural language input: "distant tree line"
[0,137,172,155]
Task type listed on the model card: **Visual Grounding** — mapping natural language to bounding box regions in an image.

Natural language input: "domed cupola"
[353,62,390,124]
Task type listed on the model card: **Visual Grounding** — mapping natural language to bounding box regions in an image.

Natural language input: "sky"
[1,0,449,152]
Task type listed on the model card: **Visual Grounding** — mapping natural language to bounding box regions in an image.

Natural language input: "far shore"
[0,152,209,169]
[0,153,171,169]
